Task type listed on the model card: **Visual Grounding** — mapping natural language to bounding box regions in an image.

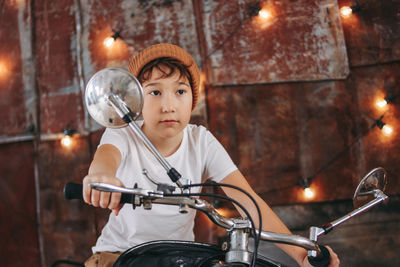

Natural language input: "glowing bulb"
[259,9,271,20]
[104,37,115,48]
[376,99,388,108]
[382,125,393,136]
[61,135,72,147]
[0,61,9,79]
[340,6,352,18]
[0,62,5,73]
[304,187,315,199]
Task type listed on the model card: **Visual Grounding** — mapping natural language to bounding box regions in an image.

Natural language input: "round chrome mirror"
[353,167,387,208]
[85,67,144,128]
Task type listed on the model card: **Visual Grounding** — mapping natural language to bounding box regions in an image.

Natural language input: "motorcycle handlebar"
[64,182,135,204]
[308,245,331,267]
[63,182,326,265]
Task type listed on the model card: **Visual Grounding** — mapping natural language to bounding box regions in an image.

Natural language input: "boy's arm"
[83,144,124,215]
[220,170,340,267]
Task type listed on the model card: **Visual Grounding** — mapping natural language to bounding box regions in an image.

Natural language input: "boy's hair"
[137,57,193,91]
[129,43,200,110]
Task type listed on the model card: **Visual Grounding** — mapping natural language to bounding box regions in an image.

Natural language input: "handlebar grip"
[64,182,84,200]
[63,182,134,204]
[308,245,330,267]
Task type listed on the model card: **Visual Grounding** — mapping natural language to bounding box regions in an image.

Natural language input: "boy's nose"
[161,93,176,112]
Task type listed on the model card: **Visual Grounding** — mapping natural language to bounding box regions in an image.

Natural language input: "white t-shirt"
[92,123,237,253]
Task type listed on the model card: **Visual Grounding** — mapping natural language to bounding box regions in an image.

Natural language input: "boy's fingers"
[91,187,100,207]
[325,246,340,267]
[112,204,124,216]
[83,175,124,209]
[82,177,91,204]
[109,192,122,210]
[100,191,111,208]
[83,187,90,204]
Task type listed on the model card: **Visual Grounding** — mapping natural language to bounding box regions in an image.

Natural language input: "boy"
[83,43,339,266]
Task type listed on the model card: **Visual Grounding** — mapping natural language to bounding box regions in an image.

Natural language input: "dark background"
[0,0,399,266]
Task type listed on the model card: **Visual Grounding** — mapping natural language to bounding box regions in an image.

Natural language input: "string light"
[61,127,75,148]
[103,30,122,48]
[340,6,352,18]
[382,125,393,136]
[258,8,271,20]
[248,2,272,20]
[340,2,361,18]
[61,135,72,147]
[0,60,9,81]
[299,177,316,200]
[303,188,315,199]
[373,116,393,137]
[248,3,262,17]
[376,95,398,109]
[376,98,388,109]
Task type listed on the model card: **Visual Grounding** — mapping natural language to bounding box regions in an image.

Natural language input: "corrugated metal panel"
[207,80,358,205]
[199,0,350,85]
[0,1,36,137]
[207,61,400,205]
[339,0,400,67]
[352,63,400,195]
[35,0,85,134]
[37,137,97,265]
[0,142,39,266]
[79,0,202,132]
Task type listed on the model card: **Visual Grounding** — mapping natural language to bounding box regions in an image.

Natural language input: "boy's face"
[141,66,193,141]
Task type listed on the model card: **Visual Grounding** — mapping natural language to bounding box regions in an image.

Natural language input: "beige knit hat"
[129,43,200,110]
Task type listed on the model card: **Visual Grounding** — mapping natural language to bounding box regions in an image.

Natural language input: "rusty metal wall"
[79,0,203,131]
[207,63,400,206]
[0,142,39,265]
[199,0,350,85]
[0,0,399,266]
[0,0,36,137]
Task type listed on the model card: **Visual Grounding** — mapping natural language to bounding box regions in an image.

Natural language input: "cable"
[181,182,263,267]
[165,192,258,267]
[184,182,263,261]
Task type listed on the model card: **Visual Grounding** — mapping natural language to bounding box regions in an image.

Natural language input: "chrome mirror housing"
[85,67,144,128]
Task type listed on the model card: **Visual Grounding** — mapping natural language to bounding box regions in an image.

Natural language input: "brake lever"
[89,182,162,197]
[142,169,177,194]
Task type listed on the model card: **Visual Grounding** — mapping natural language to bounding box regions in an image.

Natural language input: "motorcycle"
[64,68,389,267]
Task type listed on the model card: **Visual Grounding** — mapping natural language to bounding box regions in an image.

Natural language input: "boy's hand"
[301,246,340,267]
[83,174,125,216]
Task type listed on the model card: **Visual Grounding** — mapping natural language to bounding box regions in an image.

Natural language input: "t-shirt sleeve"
[203,131,238,183]
[99,127,129,158]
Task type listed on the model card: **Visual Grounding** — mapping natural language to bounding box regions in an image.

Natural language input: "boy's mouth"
[160,119,178,125]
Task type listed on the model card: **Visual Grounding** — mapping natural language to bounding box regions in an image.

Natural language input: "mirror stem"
[106,94,186,188]
[315,189,389,239]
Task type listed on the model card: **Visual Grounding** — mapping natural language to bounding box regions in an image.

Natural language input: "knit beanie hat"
[129,43,200,110]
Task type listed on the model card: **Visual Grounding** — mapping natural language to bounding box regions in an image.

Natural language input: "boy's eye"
[150,90,160,96]
[177,89,186,95]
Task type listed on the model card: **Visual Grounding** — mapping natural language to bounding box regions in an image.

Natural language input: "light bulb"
[61,135,72,147]
[376,99,388,108]
[340,6,352,18]
[259,9,271,20]
[304,187,315,199]
[104,37,115,48]
[0,61,8,79]
[382,125,393,136]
